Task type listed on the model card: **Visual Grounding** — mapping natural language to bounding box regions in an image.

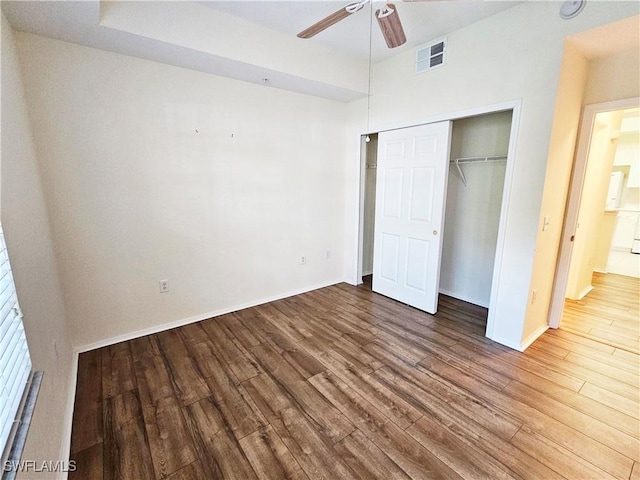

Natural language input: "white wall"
[15,33,348,348]
[614,132,640,200]
[344,2,639,349]
[99,1,369,98]
[1,13,73,478]
[440,111,511,307]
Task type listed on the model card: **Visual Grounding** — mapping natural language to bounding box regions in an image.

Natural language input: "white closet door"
[372,121,451,313]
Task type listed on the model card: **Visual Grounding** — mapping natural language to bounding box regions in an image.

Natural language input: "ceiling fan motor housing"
[376,3,407,48]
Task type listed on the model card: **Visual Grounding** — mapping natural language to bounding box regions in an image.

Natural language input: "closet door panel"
[372,121,452,314]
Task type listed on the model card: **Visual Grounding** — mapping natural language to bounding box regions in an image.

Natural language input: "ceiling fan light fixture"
[376,3,406,49]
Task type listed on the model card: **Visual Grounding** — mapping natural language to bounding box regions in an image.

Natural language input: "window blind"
[0,223,32,460]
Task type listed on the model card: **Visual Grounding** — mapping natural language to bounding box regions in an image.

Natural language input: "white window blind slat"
[0,309,16,344]
[0,324,21,371]
[0,270,13,293]
[2,332,26,389]
[0,297,17,332]
[5,349,30,407]
[4,352,29,416]
[1,343,28,395]
[0,408,10,451]
[0,279,14,312]
[0,359,29,455]
[0,224,32,460]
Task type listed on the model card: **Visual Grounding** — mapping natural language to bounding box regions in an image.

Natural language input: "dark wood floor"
[70,275,639,479]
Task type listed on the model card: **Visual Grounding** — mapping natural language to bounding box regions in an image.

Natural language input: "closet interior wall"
[362,134,378,277]
[441,110,513,307]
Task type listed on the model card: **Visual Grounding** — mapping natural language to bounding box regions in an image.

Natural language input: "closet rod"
[450,155,507,187]
[450,155,508,164]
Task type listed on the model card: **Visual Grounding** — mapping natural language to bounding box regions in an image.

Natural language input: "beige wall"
[544,29,639,333]
[344,2,638,349]
[594,211,618,271]
[583,47,640,105]
[566,110,624,299]
[522,41,589,343]
[1,13,73,478]
[15,32,348,349]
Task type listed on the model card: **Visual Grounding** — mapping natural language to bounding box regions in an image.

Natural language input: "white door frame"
[356,99,522,338]
[548,97,640,329]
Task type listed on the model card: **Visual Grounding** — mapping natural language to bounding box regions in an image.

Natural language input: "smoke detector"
[559,0,586,19]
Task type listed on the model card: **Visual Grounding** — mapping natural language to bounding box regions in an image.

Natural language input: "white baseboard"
[487,333,522,351]
[488,322,549,352]
[519,323,549,352]
[76,278,344,353]
[611,246,632,252]
[59,351,79,479]
[576,285,594,301]
[438,288,489,308]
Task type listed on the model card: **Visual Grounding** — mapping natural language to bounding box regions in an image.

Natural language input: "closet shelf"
[450,155,507,186]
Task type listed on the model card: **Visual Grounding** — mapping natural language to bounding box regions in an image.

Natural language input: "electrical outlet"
[325,250,331,260]
[159,279,170,293]
[300,255,307,265]
[531,289,537,305]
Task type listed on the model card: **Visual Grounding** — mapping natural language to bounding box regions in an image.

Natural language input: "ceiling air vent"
[416,38,446,74]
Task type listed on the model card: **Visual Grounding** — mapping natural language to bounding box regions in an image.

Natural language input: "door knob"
[433,230,438,235]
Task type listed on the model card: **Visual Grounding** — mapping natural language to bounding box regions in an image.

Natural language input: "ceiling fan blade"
[297,6,353,39]
[376,3,407,48]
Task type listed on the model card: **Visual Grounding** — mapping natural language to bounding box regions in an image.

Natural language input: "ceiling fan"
[297,0,424,49]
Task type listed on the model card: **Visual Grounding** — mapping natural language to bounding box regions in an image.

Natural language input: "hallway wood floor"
[561,272,639,355]
[69,280,639,479]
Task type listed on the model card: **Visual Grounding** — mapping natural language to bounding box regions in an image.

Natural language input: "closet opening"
[360,133,378,283]
[442,110,512,310]
[358,109,513,335]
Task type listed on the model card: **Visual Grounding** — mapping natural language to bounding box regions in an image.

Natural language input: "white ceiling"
[197,1,522,63]
[3,1,637,102]
[1,0,522,100]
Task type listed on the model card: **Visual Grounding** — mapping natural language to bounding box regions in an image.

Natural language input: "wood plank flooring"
[561,272,639,354]
[69,276,639,479]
